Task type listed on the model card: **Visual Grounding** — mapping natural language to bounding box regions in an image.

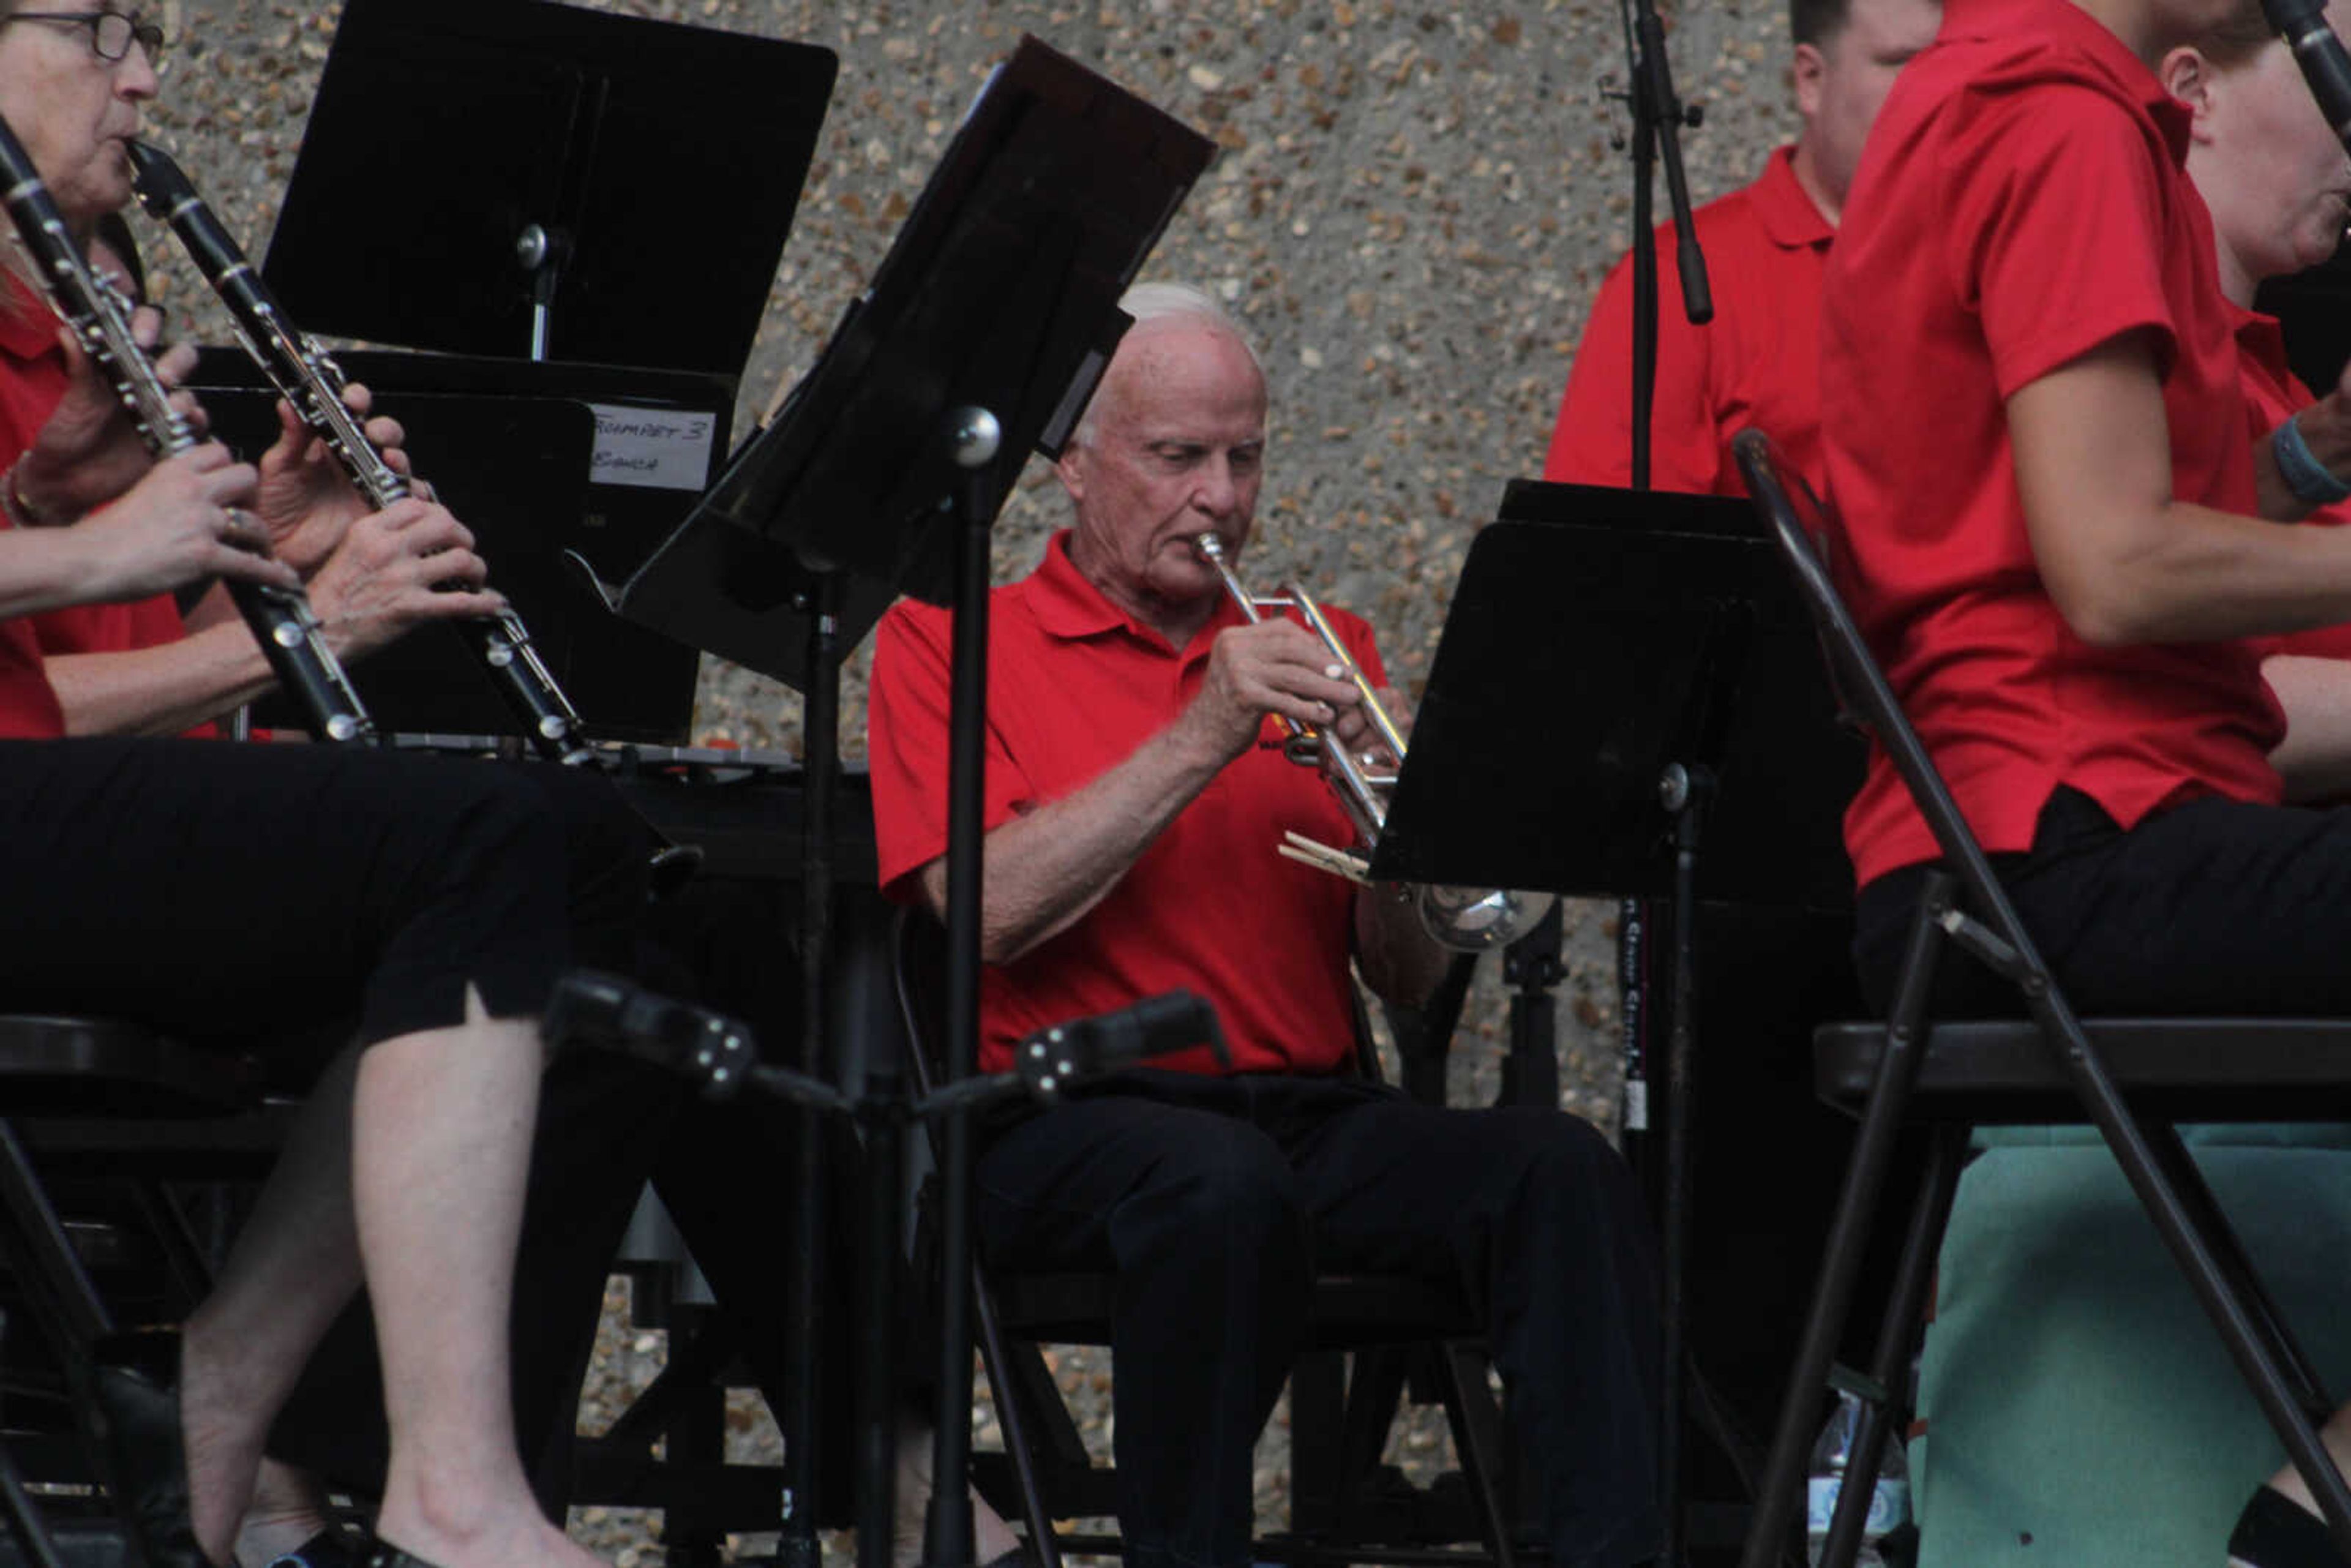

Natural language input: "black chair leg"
[1433,1343,1518,1568]
[0,1118,111,1351]
[973,1278,1063,1568]
[1740,875,1954,1568]
[0,1311,66,1568]
[1819,1125,1964,1568]
[2141,1123,2334,1423]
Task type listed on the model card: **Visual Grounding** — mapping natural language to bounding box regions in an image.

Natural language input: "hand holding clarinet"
[0,107,375,741]
[126,140,593,762]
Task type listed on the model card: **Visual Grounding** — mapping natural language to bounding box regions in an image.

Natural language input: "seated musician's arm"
[2253,362,2351,523]
[2261,653,2351,803]
[911,719,1232,964]
[0,443,293,621]
[2012,331,2351,645]
[42,498,495,736]
[881,612,1362,966]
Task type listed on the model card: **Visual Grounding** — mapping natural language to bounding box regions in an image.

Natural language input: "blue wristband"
[2273,414,2351,506]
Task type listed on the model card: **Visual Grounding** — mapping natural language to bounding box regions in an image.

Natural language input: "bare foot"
[370,1504,606,1568]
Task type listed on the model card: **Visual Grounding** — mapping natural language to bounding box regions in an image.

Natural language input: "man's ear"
[1792,40,1828,121]
[2159,45,2219,138]
[1056,442,1089,506]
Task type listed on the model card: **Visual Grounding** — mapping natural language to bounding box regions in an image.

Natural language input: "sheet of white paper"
[588,403,718,492]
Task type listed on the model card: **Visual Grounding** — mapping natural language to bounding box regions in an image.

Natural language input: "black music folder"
[1368,481,1862,910]
[263,0,835,379]
[617,36,1218,685]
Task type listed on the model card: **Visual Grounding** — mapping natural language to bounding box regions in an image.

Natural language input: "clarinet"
[2262,0,2351,154]
[126,140,593,765]
[0,116,375,743]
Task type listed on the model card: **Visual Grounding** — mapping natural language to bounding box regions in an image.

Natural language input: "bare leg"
[893,1412,1024,1568]
[181,992,603,1568]
[181,1045,364,1565]
[356,992,599,1568]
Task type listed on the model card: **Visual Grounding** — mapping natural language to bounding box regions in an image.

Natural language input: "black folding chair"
[1728,428,2351,1568]
[0,1012,289,1567]
[888,908,1517,1568]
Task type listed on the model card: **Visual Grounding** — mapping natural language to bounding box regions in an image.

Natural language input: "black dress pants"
[974,1070,1662,1568]
[1856,785,2351,1016]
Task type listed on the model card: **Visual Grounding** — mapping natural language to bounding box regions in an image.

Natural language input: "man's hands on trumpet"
[1180,616,1412,774]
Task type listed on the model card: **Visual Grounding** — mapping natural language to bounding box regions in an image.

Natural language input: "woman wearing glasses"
[0,15,620,1568]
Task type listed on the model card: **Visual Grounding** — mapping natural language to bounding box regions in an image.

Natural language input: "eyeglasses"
[3,11,167,63]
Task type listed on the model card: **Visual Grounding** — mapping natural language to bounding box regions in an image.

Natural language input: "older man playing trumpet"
[867,282,1664,1568]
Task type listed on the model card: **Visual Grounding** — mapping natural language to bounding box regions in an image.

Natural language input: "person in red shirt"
[0,227,499,738]
[1821,0,2351,1555]
[0,18,653,1568]
[1544,0,1939,494]
[2156,10,2351,804]
[868,283,1662,1568]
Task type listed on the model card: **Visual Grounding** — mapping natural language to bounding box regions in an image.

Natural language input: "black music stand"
[1370,481,1860,1559]
[614,37,1213,1568]
[262,0,834,376]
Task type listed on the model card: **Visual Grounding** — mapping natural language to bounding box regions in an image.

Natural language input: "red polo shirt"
[0,283,68,738]
[868,530,1377,1078]
[1820,0,2282,888]
[0,274,195,721]
[1545,146,1834,497]
[2235,306,2351,662]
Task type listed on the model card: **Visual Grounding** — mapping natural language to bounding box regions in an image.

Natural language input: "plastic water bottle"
[1804,1390,1911,1567]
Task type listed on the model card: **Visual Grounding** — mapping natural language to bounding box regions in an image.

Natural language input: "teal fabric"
[1913,1133,2351,1567]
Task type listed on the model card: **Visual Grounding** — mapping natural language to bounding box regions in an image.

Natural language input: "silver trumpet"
[1194,533,1555,952]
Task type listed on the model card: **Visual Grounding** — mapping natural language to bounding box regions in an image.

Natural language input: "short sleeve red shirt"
[1545,146,1834,497]
[867,530,1379,1078]
[1820,0,2282,888]
[0,282,69,738]
[0,274,198,738]
[2235,307,2351,662]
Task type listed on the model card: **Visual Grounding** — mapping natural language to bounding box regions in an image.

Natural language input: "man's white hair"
[1119,282,1264,370]
[1070,282,1264,448]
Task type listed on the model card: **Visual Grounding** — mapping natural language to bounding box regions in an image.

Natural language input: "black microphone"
[543,970,755,1100]
[1011,991,1228,1100]
[2265,0,2351,152]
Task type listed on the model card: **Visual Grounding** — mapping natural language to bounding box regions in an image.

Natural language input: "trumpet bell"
[1415,885,1558,952]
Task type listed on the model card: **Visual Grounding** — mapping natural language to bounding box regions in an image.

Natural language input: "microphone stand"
[542,972,1229,1568]
[1610,0,1709,1560]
